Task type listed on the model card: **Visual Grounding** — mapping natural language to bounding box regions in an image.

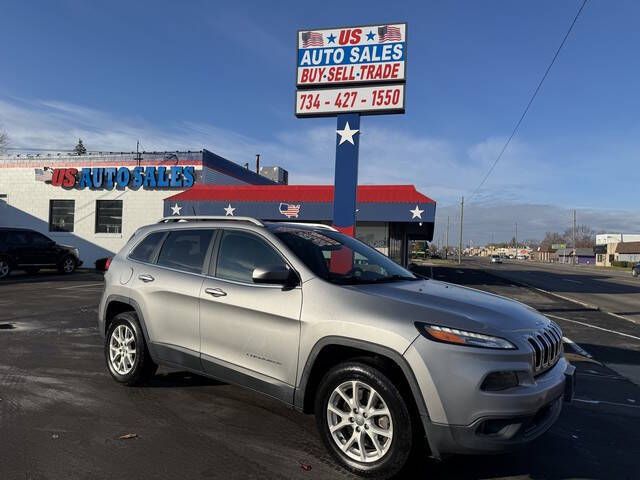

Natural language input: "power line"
[469,0,588,199]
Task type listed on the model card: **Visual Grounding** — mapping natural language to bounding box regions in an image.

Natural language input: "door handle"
[205,287,227,298]
[138,274,155,283]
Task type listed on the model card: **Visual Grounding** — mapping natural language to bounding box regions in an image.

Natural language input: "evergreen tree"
[0,131,8,153]
[73,139,87,155]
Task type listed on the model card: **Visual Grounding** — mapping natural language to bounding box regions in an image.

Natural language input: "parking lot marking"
[562,336,593,358]
[574,398,640,409]
[56,283,104,290]
[547,314,640,342]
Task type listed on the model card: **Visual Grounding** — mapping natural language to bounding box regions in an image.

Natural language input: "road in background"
[468,258,640,324]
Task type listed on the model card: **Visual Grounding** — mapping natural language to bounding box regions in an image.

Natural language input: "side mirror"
[252,265,298,287]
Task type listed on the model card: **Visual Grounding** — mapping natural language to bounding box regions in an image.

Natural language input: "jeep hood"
[350,279,549,334]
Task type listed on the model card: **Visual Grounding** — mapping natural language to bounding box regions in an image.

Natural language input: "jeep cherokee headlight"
[416,323,516,350]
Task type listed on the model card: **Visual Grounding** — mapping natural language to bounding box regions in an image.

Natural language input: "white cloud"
[1,96,637,245]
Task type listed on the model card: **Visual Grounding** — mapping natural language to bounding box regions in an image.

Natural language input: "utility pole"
[458,196,464,265]
[573,209,577,265]
[255,154,261,174]
[445,216,450,260]
[136,140,141,166]
[515,222,518,257]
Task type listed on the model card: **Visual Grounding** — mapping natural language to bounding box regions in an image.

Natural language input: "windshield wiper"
[369,274,420,283]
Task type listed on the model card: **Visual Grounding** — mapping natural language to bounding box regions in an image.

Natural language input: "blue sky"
[1,0,638,243]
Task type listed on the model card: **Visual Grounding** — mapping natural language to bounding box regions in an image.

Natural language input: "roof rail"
[264,221,338,231]
[294,223,338,231]
[158,216,264,226]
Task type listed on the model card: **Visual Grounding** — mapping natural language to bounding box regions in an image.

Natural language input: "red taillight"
[105,257,112,271]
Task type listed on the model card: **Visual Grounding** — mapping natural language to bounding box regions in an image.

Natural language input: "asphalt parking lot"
[1,267,639,479]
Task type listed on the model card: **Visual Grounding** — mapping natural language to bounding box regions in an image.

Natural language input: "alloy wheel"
[326,380,393,463]
[0,260,8,278]
[63,258,75,273]
[109,324,137,375]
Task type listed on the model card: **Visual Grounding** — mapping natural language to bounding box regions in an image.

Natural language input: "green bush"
[612,261,632,268]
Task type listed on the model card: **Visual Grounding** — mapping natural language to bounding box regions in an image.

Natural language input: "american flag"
[378,25,402,43]
[301,31,324,48]
[279,203,301,218]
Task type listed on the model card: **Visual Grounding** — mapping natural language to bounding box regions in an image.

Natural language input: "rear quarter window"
[129,231,167,263]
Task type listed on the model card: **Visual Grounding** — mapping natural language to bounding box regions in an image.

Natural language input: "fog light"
[481,371,519,391]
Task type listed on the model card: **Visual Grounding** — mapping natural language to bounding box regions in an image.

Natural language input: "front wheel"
[58,255,77,274]
[315,362,414,479]
[0,257,11,279]
[105,312,157,386]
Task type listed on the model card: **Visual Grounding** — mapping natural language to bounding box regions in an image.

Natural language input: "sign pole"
[332,113,360,236]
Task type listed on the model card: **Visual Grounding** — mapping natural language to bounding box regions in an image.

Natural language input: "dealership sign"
[45,166,196,190]
[296,84,404,116]
[296,24,406,87]
[295,23,407,117]
[296,22,408,239]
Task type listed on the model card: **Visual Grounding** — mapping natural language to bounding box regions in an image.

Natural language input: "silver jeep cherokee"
[98,217,574,479]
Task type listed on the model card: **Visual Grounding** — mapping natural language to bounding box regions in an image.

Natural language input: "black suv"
[0,228,82,279]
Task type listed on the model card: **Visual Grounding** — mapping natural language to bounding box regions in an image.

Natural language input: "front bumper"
[404,336,575,457]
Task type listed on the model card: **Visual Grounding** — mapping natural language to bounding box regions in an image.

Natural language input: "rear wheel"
[315,362,414,479]
[58,255,76,274]
[105,312,157,386]
[0,257,10,279]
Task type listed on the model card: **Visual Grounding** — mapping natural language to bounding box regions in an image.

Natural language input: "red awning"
[167,184,434,204]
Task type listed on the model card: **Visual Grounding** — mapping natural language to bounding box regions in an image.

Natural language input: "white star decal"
[170,203,182,216]
[223,204,236,216]
[336,122,359,145]
[410,205,424,219]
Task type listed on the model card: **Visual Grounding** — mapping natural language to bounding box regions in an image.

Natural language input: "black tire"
[105,312,157,386]
[24,267,40,275]
[315,362,414,479]
[58,255,77,274]
[0,256,11,279]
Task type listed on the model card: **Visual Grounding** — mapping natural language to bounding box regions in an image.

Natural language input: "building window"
[49,200,75,232]
[95,200,123,234]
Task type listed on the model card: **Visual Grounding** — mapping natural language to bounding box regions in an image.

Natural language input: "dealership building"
[0,149,435,267]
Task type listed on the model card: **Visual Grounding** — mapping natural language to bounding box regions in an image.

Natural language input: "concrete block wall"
[0,168,190,267]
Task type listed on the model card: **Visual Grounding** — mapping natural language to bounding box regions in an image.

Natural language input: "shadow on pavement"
[146,371,225,388]
[0,270,103,286]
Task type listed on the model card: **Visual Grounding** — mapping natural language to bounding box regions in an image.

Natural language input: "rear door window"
[156,229,214,274]
[29,232,52,247]
[6,231,29,245]
[129,231,167,264]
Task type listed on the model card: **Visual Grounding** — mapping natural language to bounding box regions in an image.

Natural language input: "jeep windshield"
[271,226,419,285]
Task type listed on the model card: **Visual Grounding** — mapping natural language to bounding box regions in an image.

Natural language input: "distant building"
[557,248,595,265]
[259,166,289,185]
[595,233,640,266]
[614,241,640,263]
[596,233,640,245]
[532,246,557,263]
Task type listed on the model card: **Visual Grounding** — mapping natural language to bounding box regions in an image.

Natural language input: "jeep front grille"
[527,322,563,374]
